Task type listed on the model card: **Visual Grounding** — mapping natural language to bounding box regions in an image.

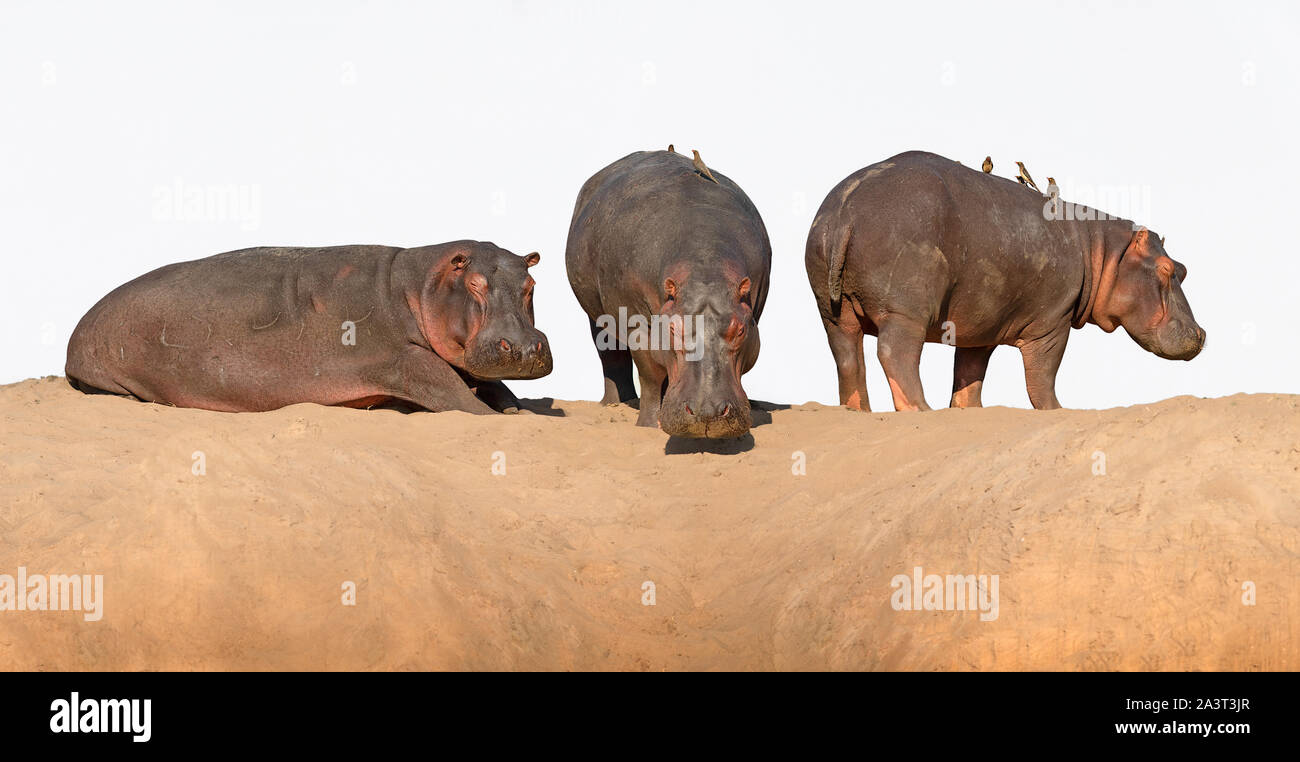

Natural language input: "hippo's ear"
[449,253,469,271]
[663,278,678,301]
[1123,227,1155,259]
[737,277,751,303]
[524,252,540,267]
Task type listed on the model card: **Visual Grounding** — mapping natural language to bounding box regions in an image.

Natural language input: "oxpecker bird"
[692,150,719,184]
[1015,161,1041,192]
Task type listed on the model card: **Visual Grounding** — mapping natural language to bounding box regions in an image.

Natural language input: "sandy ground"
[0,376,1297,671]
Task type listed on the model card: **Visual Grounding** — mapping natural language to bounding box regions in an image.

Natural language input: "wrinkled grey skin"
[66,241,552,413]
[566,150,771,438]
[806,150,1205,411]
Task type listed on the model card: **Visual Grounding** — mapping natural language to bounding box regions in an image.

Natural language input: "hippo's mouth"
[1128,322,1205,362]
[659,400,752,439]
[462,355,553,381]
[462,336,554,381]
[1152,341,1204,362]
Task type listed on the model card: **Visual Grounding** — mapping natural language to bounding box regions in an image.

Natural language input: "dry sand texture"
[1,376,1297,670]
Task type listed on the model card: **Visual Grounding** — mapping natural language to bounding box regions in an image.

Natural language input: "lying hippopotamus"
[805,151,1204,411]
[66,241,552,413]
[566,149,771,438]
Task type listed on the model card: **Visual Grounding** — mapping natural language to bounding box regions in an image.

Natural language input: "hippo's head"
[1095,228,1205,361]
[653,272,760,439]
[422,243,553,380]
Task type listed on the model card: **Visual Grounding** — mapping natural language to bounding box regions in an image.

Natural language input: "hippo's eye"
[1155,258,1176,281]
[728,318,746,344]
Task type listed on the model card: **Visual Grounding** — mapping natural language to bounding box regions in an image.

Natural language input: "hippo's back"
[566,151,771,316]
[808,151,1085,317]
[811,150,1058,243]
[66,245,405,405]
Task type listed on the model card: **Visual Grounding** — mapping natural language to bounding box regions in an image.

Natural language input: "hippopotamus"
[566,149,771,438]
[66,241,552,413]
[805,151,1205,411]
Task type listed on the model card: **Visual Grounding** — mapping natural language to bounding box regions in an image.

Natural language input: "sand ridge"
[1,377,1297,670]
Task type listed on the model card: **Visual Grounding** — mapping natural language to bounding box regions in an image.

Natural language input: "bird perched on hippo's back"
[691,149,719,184]
[805,150,1205,412]
[1016,160,1041,192]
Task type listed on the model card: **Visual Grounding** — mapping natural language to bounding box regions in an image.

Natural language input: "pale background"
[2,0,1296,409]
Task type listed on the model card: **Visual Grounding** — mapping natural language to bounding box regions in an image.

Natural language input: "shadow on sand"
[747,399,790,428]
[664,433,755,455]
[516,398,566,417]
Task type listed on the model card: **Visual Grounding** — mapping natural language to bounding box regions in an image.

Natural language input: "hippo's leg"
[588,317,637,405]
[821,314,869,412]
[950,346,996,408]
[875,314,931,411]
[474,380,522,413]
[1019,328,1069,410]
[68,374,138,399]
[371,345,497,414]
[631,353,667,428]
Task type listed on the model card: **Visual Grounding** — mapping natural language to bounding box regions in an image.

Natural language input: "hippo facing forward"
[566,150,771,438]
[66,241,552,413]
[806,151,1204,411]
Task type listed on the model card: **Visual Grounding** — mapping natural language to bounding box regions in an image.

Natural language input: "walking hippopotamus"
[566,149,771,438]
[806,151,1205,411]
[66,241,552,413]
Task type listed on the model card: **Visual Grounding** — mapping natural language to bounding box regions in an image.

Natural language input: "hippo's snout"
[469,330,553,380]
[1167,325,1206,361]
[515,334,554,378]
[660,396,751,439]
[1150,320,1205,361]
[687,400,731,421]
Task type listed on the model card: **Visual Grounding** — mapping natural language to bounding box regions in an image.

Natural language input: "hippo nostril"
[685,404,694,416]
[720,404,730,418]
[534,341,543,353]
[499,339,511,352]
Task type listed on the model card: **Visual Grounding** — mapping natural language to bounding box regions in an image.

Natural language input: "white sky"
[2,0,1296,409]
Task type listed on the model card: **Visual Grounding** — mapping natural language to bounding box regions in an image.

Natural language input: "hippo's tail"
[826,226,851,308]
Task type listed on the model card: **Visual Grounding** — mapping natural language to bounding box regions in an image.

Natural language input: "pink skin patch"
[336,394,392,409]
[887,377,922,412]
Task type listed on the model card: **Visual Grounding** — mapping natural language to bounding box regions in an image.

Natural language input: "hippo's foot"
[596,349,638,405]
[601,390,638,406]
[67,375,137,399]
[635,406,660,428]
[842,390,870,412]
[473,380,522,414]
